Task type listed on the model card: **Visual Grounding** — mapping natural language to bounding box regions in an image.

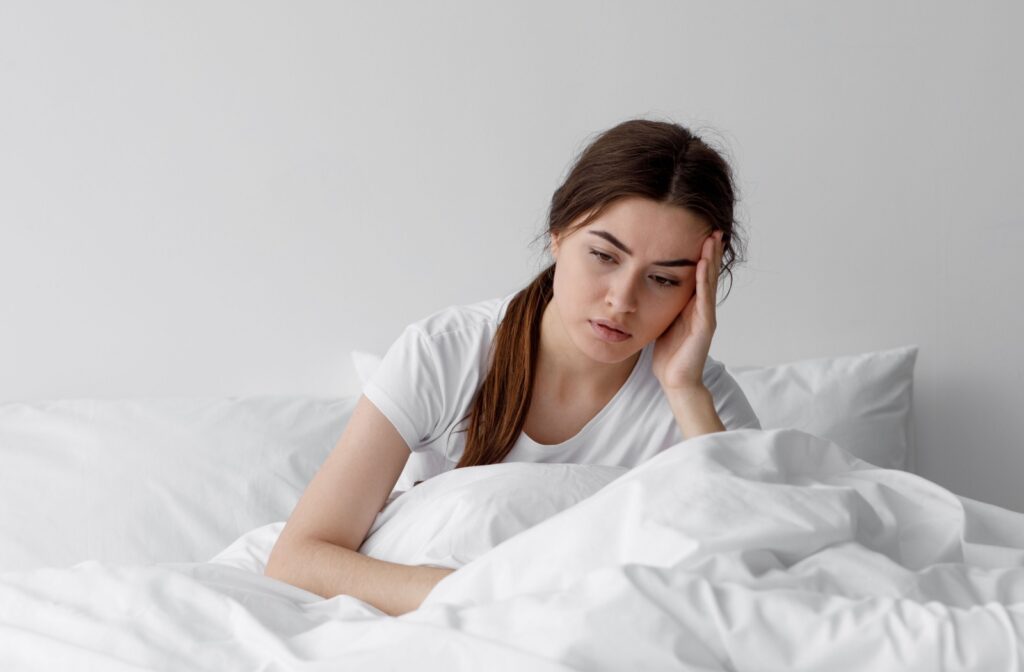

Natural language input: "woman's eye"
[590,250,679,288]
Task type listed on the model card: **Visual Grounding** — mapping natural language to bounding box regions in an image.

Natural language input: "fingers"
[710,230,723,295]
[692,232,724,315]
[719,232,724,284]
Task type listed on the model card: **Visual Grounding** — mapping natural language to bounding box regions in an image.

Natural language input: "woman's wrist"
[663,384,726,440]
[404,565,455,615]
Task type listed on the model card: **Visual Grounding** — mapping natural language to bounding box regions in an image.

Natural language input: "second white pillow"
[358,461,627,568]
[728,345,918,469]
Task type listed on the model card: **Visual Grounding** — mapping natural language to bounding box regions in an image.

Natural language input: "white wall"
[2,1,1022,510]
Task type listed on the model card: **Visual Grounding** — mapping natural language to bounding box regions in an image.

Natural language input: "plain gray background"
[2,1,1022,510]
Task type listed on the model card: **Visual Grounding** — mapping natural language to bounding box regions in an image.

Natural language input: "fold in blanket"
[2,428,1023,671]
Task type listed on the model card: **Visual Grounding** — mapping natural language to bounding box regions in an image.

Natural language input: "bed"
[4,344,1022,670]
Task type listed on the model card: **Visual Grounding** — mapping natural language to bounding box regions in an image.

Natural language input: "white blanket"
[3,428,1024,670]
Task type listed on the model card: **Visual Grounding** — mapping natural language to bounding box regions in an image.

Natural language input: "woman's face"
[549,195,713,364]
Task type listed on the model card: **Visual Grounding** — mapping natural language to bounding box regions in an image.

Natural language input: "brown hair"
[453,118,747,470]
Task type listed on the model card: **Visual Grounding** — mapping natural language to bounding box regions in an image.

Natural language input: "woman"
[265,118,761,616]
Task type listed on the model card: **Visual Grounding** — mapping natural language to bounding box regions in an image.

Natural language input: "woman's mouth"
[589,320,631,342]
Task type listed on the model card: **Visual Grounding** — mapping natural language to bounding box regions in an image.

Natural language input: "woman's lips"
[589,320,631,342]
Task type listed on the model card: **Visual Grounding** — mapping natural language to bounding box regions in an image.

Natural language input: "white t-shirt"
[363,292,761,489]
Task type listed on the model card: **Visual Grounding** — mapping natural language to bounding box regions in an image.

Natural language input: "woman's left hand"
[651,230,723,391]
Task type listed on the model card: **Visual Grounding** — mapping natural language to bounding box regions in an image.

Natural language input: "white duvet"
[3,428,1024,670]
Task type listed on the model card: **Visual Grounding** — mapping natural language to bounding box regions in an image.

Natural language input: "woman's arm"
[653,228,729,441]
[264,395,454,616]
[267,537,453,616]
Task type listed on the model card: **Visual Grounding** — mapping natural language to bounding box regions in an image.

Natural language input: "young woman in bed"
[265,118,760,616]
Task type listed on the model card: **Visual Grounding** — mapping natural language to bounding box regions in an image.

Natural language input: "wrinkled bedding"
[2,428,1023,671]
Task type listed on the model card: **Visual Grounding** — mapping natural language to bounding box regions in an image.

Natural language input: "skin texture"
[543,195,724,397]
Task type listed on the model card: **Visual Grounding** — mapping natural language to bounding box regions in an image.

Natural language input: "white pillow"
[728,345,919,470]
[352,344,919,472]
[211,461,627,573]
[358,461,627,568]
[0,395,357,571]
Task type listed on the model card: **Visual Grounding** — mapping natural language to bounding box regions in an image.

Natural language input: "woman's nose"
[605,273,639,313]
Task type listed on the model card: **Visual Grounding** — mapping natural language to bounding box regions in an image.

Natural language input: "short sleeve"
[362,325,446,452]
[702,357,762,430]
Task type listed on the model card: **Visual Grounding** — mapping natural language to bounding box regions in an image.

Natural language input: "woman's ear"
[549,231,561,261]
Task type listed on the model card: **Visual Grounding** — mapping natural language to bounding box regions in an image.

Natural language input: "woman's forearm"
[664,384,727,440]
[264,537,454,617]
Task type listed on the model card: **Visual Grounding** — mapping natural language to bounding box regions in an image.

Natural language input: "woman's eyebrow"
[588,230,697,267]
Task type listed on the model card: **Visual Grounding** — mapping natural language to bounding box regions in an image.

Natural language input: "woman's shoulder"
[406,292,516,341]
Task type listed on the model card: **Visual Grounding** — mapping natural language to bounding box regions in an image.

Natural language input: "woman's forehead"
[573,197,710,237]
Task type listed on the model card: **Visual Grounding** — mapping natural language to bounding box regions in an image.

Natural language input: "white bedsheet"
[3,428,1024,670]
